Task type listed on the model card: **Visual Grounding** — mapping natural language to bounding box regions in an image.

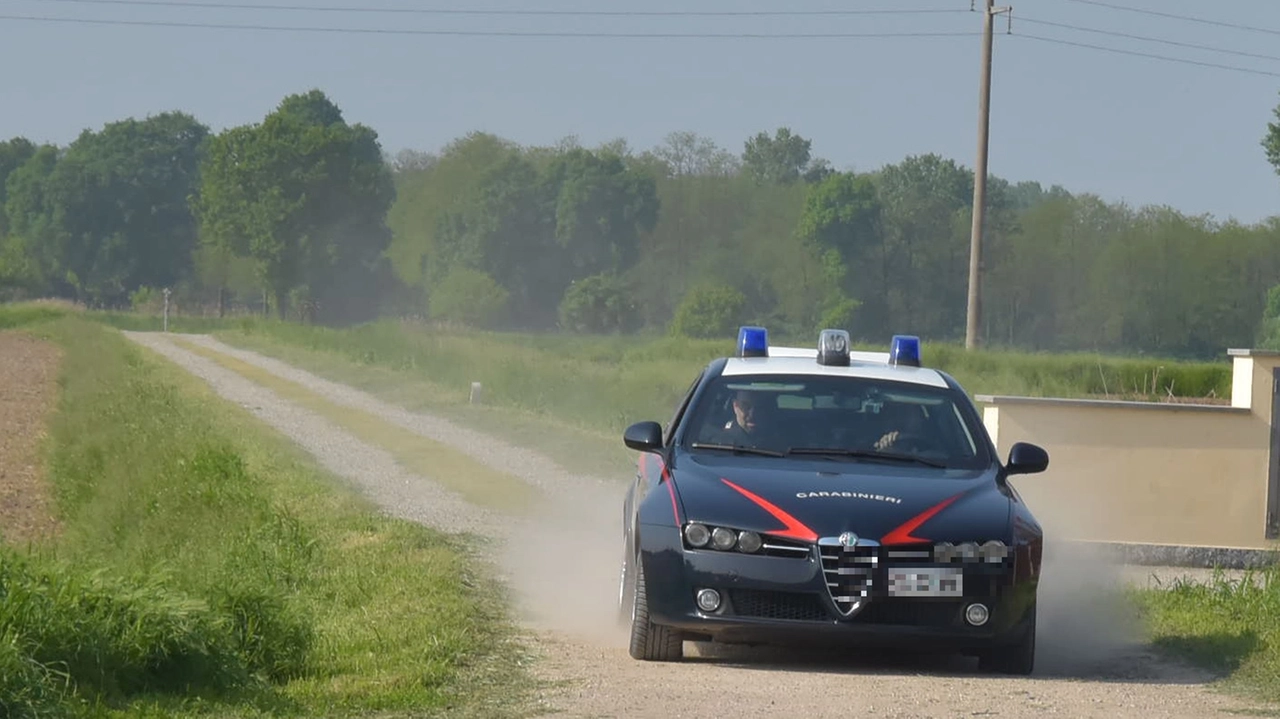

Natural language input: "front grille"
[728,589,829,621]
[819,542,877,615]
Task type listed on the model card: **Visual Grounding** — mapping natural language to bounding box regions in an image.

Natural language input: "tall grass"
[1133,566,1280,702]
[0,308,535,718]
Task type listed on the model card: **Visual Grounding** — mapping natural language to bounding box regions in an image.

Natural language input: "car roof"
[718,347,951,389]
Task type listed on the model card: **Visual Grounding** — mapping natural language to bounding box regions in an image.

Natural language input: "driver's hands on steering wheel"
[874,431,901,451]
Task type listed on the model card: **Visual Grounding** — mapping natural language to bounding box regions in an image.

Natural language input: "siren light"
[889,335,921,367]
[816,329,851,366]
[737,326,769,358]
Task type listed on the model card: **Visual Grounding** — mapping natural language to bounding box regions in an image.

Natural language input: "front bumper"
[638,525,1037,651]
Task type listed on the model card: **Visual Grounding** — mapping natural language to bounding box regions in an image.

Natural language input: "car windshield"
[681,373,991,471]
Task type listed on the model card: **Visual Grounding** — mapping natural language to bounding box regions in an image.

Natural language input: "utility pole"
[966,0,1011,350]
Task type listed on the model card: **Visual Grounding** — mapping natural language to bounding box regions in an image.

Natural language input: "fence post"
[163,287,171,332]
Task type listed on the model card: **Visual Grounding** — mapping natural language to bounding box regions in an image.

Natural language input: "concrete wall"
[976,350,1280,552]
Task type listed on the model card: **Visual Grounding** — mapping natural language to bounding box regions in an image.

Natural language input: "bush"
[558,273,634,334]
[668,283,747,339]
[428,268,509,329]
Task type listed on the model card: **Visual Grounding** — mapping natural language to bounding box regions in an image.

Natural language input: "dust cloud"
[498,479,633,647]
[1026,480,1152,677]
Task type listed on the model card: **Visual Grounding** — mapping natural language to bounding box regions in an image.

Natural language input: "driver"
[713,389,777,446]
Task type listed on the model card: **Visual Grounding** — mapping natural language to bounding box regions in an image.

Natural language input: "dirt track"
[0,331,62,545]
[123,331,1277,719]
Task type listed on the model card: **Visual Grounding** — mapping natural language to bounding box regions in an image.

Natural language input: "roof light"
[737,326,769,358]
[889,335,921,367]
[816,329,851,366]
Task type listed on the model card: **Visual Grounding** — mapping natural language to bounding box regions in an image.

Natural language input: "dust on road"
[0,330,63,545]
[123,331,1277,719]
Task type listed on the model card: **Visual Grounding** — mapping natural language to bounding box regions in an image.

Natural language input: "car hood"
[671,452,1012,545]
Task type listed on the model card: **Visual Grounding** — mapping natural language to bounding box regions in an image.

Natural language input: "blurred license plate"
[886,567,963,597]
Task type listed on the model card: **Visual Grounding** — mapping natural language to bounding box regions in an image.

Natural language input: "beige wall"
[977,351,1280,551]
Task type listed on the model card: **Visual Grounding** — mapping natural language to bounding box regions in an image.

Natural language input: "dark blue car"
[617,327,1049,675]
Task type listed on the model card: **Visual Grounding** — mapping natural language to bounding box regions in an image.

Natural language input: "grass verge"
[169,335,540,514]
[1130,566,1280,705]
[0,307,539,718]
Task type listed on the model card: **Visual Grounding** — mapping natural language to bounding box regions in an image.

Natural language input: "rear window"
[681,373,991,470]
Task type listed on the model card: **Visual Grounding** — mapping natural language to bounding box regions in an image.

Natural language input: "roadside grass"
[1130,565,1280,704]
[0,307,539,718]
[169,335,540,514]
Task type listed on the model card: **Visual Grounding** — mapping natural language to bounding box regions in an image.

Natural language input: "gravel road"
[123,331,1276,719]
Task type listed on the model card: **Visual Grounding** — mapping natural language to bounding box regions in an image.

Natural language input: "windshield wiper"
[786,447,948,468]
[689,442,786,458]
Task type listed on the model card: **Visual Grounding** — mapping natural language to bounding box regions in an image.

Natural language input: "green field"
[0,307,538,719]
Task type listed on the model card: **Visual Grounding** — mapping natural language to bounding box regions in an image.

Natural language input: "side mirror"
[1006,442,1049,476]
[624,421,664,453]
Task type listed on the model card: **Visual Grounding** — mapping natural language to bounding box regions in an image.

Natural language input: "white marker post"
[163,287,171,333]
[470,382,482,405]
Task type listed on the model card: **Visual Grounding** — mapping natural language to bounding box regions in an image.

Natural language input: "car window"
[682,373,989,470]
[664,370,704,446]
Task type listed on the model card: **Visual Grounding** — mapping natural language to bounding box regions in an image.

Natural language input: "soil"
[0,331,63,545]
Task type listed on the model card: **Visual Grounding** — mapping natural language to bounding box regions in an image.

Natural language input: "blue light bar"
[889,335,921,367]
[737,326,769,358]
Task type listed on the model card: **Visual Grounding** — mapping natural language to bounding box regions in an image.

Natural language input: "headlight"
[934,539,1010,563]
[682,523,765,554]
[684,523,710,547]
[979,540,1010,563]
[736,531,763,553]
[710,527,737,551]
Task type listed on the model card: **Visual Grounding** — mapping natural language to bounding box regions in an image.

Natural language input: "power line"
[1017,16,1280,64]
[0,13,982,37]
[1055,0,1280,38]
[23,0,973,18]
[1014,32,1280,78]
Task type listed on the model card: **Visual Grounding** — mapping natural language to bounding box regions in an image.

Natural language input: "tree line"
[3,88,1280,359]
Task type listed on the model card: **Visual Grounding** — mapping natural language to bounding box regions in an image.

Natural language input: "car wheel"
[628,557,683,661]
[977,603,1036,675]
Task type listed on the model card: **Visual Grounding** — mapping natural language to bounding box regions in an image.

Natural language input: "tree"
[796,171,883,335]
[872,154,977,338]
[0,137,37,238]
[3,113,209,307]
[742,127,815,185]
[650,131,739,177]
[1264,94,1280,178]
[194,89,396,323]
[544,147,661,279]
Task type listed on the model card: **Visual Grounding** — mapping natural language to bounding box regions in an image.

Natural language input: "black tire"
[628,558,684,661]
[977,604,1036,676]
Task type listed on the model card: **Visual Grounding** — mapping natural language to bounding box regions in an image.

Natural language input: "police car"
[617,327,1048,675]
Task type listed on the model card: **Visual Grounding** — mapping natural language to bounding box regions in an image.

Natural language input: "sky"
[1,0,1279,224]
